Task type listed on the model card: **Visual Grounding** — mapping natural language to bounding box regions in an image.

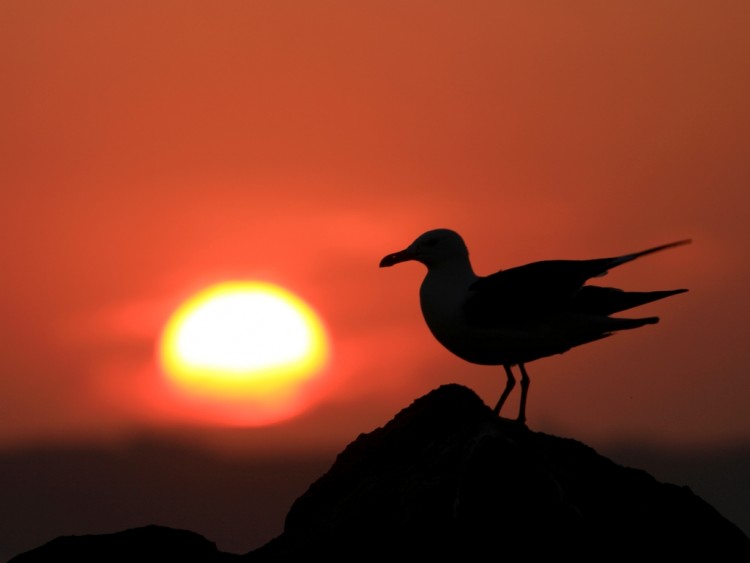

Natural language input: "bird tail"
[609,316,660,330]
[609,239,692,269]
[559,315,660,352]
[571,286,688,316]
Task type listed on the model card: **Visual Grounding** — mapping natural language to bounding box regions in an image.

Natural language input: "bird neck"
[426,254,476,278]
[421,258,477,295]
[419,259,477,348]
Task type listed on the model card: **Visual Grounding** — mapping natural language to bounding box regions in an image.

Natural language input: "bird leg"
[517,363,530,425]
[493,365,516,416]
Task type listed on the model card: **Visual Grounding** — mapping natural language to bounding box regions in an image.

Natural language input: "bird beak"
[379,248,415,268]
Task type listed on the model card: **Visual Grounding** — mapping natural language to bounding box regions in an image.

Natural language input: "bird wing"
[464,259,614,325]
[568,286,688,316]
[463,239,691,327]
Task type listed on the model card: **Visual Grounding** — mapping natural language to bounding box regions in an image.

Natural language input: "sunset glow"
[159,282,329,417]
[3,1,750,557]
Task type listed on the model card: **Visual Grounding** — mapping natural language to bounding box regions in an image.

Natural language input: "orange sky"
[1,0,749,457]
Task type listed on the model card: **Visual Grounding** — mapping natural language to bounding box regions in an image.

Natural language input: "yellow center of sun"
[159,281,328,402]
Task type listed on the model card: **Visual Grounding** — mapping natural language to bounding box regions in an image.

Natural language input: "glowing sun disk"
[159,282,329,405]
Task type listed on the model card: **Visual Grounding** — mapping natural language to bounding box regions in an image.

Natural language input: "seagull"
[379,229,689,424]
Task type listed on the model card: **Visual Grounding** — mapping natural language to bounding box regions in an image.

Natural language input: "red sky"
[2,0,749,449]
[2,2,750,545]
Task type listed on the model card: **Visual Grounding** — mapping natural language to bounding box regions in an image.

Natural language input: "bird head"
[379,229,469,269]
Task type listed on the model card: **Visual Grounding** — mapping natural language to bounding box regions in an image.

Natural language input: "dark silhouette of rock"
[11,385,749,561]
[9,524,240,562]
[251,384,749,560]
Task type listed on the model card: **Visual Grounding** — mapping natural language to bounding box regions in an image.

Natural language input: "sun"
[159,281,329,423]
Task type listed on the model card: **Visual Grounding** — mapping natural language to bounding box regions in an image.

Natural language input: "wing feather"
[464,239,690,328]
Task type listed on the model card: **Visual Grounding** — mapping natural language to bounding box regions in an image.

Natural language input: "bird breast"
[419,270,507,365]
[418,269,566,366]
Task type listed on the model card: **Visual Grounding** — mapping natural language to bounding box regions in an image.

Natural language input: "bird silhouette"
[379,229,689,424]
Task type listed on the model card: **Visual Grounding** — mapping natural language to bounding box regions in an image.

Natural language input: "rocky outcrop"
[251,384,749,559]
[12,385,749,561]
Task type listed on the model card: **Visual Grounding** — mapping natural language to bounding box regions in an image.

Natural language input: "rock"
[250,384,749,559]
[9,524,239,562]
[12,385,749,561]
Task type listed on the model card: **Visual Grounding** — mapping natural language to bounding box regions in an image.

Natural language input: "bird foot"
[496,415,527,427]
